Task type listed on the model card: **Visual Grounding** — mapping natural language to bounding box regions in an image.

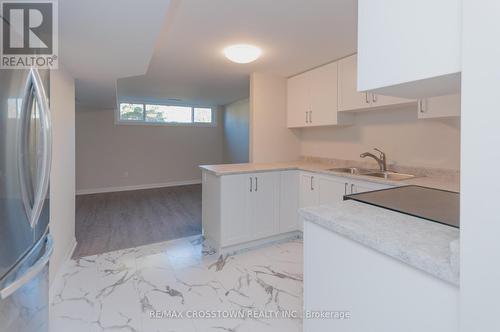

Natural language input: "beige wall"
[75,107,224,193]
[250,72,301,163]
[49,68,76,284]
[300,107,460,170]
[223,98,249,163]
[248,72,459,170]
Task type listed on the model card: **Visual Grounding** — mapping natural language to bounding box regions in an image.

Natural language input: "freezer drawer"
[0,234,53,332]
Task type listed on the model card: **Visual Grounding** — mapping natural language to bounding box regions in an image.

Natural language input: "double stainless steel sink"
[327,167,416,181]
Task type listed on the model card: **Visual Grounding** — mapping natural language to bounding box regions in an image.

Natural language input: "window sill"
[114,120,217,128]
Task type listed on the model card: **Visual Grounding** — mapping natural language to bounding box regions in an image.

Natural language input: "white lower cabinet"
[301,172,391,207]
[203,171,280,248]
[250,172,280,239]
[202,170,393,249]
[299,173,319,231]
[349,178,389,194]
[318,176,347,205]
[279,171,300,233]
[222,172,279,246]
[219,173,252,246]
[299,173,319,208]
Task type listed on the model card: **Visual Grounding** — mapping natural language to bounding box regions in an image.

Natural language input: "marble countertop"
[200,160,460,192]
[299,200,460,285]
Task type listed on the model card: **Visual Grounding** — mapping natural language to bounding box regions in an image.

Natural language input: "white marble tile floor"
[50,236,303,332]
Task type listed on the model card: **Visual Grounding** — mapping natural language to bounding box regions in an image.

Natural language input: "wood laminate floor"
[73,184,202,258]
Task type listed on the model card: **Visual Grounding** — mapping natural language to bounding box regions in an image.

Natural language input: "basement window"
[119,103,144,121]
[193,107,212,123]
[117,103,215,126]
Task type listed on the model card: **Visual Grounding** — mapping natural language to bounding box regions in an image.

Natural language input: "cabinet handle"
[255,177,258,192]
[310,176,314,191]
[372,93,377,103]
[305,111,308,123]
[249,177,253,192]
[365,92,369,104]
[351,183,355,194]
[419,99,426,113]
[344,182,348,195]
[309,111,312,123]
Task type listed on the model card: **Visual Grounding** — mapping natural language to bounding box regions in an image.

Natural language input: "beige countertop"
[300,201,460,285]
[199,160,460,192]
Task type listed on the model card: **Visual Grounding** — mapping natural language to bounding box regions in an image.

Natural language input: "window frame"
[115,101,217,127]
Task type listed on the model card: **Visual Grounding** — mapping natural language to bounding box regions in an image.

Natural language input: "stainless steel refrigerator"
[0,68,53,332]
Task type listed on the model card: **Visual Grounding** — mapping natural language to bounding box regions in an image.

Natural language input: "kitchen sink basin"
[364,171,416,181]
[327,167,375,175]
[327,167,416,181]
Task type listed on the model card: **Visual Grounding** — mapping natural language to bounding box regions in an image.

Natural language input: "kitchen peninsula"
[200,158,459,252]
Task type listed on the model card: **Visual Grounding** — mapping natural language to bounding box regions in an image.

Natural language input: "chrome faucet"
[360,148,387,172]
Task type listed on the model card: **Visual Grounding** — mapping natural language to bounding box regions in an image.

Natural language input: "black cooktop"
[344,185,460,228]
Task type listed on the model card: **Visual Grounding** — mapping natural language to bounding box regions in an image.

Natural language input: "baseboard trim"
[76,179,202,195]
[219,231,302,256]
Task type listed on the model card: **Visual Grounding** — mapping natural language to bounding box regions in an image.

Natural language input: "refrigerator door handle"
[0,235,53,300]
[18,69,52,228]
[18,73,35,227]
[31,69,52,229]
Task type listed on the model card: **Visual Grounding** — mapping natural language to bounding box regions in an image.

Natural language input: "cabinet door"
[220,174,252,246]
[358,0,461,97]
[299,173,319,232]
[371,93,415,109]
[338,54,371,112]
[309,62,339,126]
[279,171,300,233]
[251,172,280,239]
[418,94,461,119]
[350,180,392,195]
[318,176,349,206]
[287,73,310,128]
[339,54,414,111]
[299,173,319,208]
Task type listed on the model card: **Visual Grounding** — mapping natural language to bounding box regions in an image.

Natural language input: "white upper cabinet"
[287,73,310,127]
[357,0,461,98]
[308,62,339,126]
[418,94,461,119]
[338,54,414,112]
[287,62,353,128]
[338,54,371,111]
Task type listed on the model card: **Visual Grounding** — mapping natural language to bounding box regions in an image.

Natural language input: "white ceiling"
[66,0,357,109]
[58,0,173,108]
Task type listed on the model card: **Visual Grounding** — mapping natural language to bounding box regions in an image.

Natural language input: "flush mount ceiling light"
[223,44,262,64]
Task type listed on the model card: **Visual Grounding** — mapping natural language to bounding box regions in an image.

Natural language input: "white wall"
[223,98,249,163]
[75,108,224,193]
[300,107,461,170]
[49,68,76,284]
[250,72,301,163]
[460,1,500,330]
